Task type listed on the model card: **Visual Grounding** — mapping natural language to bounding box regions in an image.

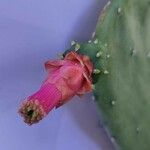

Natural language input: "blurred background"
[0,0,115,150]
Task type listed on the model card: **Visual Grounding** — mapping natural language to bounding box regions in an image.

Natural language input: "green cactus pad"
[65,0,150,149]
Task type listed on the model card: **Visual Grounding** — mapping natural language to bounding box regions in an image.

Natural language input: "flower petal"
[65,51,93,75]
[65,51,93,94]
[45,60,67,73]
[81,55,93,75]
[77,73,93,95]
[65,51,84,66]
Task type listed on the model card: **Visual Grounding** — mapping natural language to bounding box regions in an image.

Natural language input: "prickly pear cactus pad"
[65,0,150,149]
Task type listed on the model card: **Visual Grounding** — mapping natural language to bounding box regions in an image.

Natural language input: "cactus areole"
[19,0,150,150]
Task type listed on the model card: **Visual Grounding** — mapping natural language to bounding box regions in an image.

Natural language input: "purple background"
[0,0,115,150]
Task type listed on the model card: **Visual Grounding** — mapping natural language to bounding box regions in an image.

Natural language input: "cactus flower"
[19,51,93,125]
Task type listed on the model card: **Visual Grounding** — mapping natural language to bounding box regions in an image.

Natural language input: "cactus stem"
[64,1,150,149]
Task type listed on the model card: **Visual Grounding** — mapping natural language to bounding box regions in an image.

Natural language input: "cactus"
[65,0,150,149]
[18,0,150,149]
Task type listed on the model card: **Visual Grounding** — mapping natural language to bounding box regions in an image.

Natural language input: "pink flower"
[19,51,93,125]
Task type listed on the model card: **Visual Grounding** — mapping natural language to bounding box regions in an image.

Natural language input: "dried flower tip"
[19,100,46,125]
